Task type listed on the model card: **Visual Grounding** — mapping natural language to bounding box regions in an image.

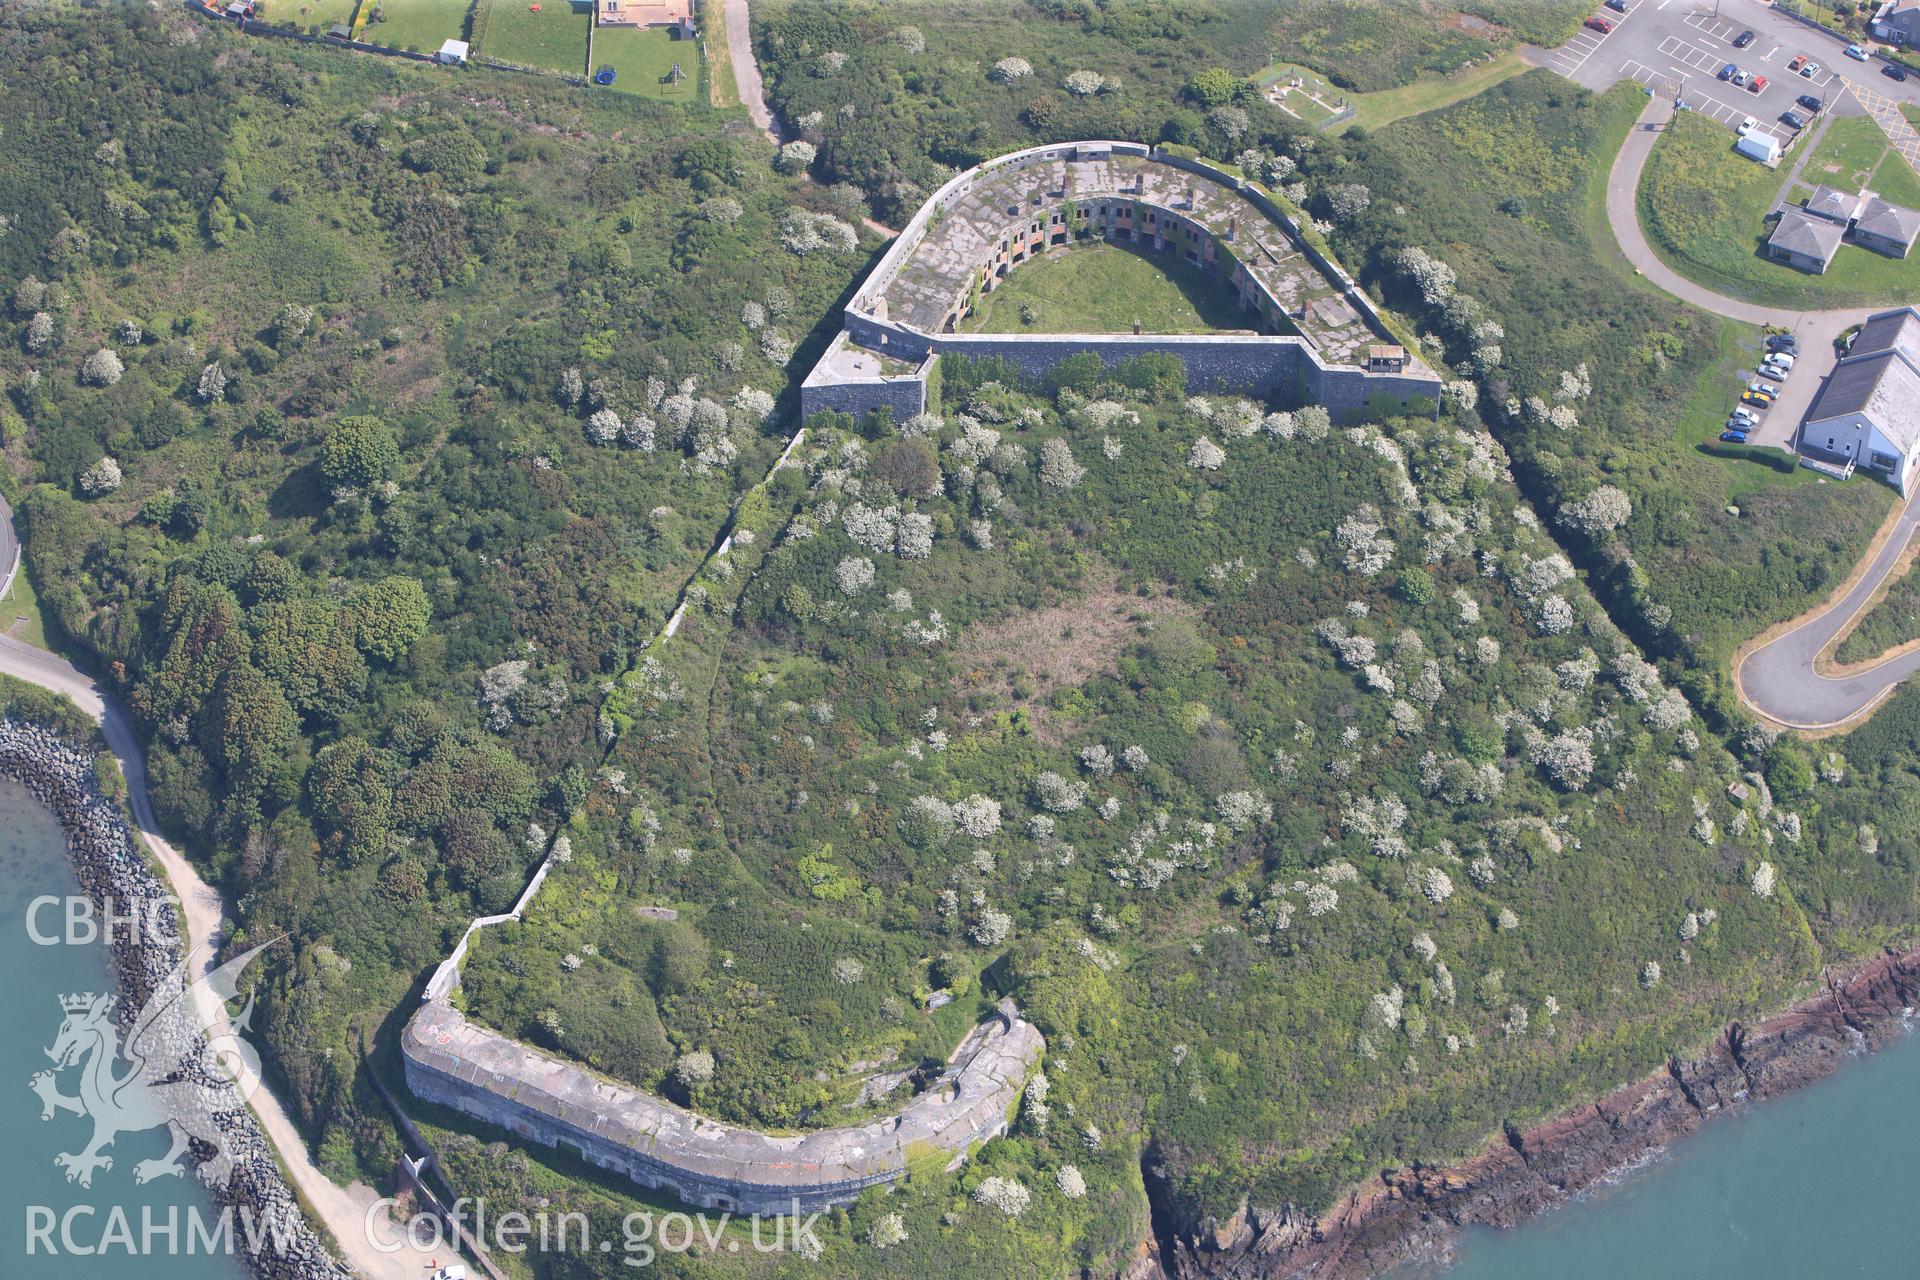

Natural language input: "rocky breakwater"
[1148,947,1920,1280]
[0,718,351,1280]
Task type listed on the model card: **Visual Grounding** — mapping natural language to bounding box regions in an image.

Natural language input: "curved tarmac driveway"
[1736,500,1920,730]
[1608,96,1909,731]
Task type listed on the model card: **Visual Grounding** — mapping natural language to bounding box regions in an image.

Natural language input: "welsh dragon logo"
[29,939,277,1189]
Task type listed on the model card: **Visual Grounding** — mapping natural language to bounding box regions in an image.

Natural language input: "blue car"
[1719,63,1737,81]
[1720,429,1750,444]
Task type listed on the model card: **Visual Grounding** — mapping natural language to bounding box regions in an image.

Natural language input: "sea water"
[0,778,248,1277]
[1434,1011,1920,1278]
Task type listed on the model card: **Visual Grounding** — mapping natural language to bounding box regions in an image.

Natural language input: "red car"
[1585,16,1615,33]
[1788,54,1808,72]
[1750,74,1769,92]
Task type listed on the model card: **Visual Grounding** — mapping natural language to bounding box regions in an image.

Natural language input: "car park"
[1798,93,1823,112]
[1750,75,1769,93]
[1847,44,1869,61]
[1585,16,1615,33]
[1802,62,1821,78]
[1721,429,1751,443]
[1733,30,1756,49]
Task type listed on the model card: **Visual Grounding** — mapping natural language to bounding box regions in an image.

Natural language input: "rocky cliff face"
[1145,948,1920,1280]
[0,719,351,1280]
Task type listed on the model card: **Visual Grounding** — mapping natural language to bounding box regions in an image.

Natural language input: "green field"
[278,0,360,30]
[357,0,472,52]
[959,242,1255,335]
[473,0,586,74]
[1639,110,1920,308]
[591,25,699,102]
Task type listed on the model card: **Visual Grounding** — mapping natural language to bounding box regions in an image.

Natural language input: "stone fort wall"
[403,996,1044,1216]
[802,140,1441,423]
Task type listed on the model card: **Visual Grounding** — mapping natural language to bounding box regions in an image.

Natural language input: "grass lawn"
[1868,147,1920,210]
[473,0,586,74]
[277,0,360,29]
[591,25,698,102]
[2,562,49,650]
[958,242,1255,335]
[1346,50,1530,133]
[357,0,472,52]
[1802,115,1899,192]
[1639,110,1920,308]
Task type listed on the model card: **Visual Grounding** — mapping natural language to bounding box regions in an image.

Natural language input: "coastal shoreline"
[1150,945,1920,1279]
[0,717,350,1280]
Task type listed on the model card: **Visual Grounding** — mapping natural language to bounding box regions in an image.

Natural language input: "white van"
[1764,352,1795,370]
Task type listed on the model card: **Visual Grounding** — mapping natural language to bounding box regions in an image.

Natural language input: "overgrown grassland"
[1322,74,1889,697]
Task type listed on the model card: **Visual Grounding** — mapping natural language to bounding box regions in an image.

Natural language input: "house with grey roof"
[1804,185,1864,224]
[1766,207,1845,273]
[1802,307,1920,492]
[1874,0,1920,45]
[1852,196,1920,258]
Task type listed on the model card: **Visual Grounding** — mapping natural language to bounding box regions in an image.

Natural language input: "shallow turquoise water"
[1432,1018,1920,1278]
[0,778,248,1277]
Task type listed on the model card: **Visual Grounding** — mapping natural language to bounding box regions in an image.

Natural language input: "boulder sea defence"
[0,717,351,1280]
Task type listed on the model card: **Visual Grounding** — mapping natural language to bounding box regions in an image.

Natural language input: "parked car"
[1720,62,1739,81]
[1738,115,1759,135]
[1733,69,1752,87]
[1742,391,1774,407]
[1766,334,1798,354]
[1585,16,1615,33]
[1746,382,1778,399]
[1766,351,1797,370]
[1782,110,1809,131]
[1605,0,1629,10]
[1750,75,1769,93]
[1734,30,1756,49]
[1788,54,1808,72]
[1802,62,1821,78]
[1758,364,1788,382]
[1721,429,1752,443]
[1846,44,1869,62]
[1731,407,1760,423]
[1888,65,1910,82]
[1798,93,1824,112]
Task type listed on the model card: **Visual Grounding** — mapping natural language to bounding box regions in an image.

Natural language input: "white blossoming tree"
[776,140,817,174]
